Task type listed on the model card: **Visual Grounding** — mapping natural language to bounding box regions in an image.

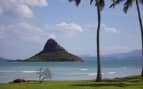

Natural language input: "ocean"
[0,58,142,83]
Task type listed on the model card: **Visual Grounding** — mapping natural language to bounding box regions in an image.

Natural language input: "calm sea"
[0,58,142,83]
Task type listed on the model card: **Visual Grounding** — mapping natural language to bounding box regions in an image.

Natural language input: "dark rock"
[12,79,26,83]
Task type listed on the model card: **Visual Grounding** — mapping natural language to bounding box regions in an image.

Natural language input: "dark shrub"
[12,79,26,83]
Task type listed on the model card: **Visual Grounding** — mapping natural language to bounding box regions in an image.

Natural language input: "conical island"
[25,39,82,62]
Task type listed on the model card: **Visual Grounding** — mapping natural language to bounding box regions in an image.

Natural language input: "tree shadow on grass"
[71,82,142,88]
[71,83,127,88]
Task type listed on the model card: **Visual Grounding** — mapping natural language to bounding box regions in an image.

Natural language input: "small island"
[25,39,82,62]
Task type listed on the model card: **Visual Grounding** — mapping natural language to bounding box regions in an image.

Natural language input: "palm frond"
[110,0,124,8]
[69,0,105,11]
[90,0,94,5]
[69,0,81,6]
[95,0,105,11]
[110,0,142,13]
[139,0,143,4]
[123,0,134,13]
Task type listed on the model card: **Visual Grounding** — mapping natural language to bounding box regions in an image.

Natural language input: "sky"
[0,0,142,59]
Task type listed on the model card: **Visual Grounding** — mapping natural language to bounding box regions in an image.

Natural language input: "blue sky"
[0,0,142,59]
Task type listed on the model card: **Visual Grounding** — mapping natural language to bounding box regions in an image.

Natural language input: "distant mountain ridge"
[0,57,10,61]
[106,50,142,60]
[81,50,142,60]
[25,39,82,62]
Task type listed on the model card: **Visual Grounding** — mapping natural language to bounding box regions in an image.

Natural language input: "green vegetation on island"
[25,39,82,62]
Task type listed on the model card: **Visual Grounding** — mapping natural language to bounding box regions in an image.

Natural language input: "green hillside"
[25,39,82,62]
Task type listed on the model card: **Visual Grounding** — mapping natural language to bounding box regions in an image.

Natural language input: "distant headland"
[24,39,82,62]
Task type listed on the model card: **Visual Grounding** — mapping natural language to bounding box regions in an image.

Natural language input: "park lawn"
[0,76,143,89]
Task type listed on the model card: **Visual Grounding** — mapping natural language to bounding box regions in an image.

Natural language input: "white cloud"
[44,22,84,38]
[15,4,33,18]
[103,24,120,33]
[86,23,120,33]
[0,22,84,45]
[18,0,48,6]
[0,0,48,18]
[0,23,53,44]
[56,22,84,32]
[48,33,57,40]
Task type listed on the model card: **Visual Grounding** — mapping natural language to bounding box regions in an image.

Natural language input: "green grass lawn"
[0,76,143,89]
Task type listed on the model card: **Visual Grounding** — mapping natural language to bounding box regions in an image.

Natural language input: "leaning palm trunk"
[96,3,102,82]
[136,0,143,77]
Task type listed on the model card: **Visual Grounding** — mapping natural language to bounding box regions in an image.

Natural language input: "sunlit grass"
[0,76,143,89]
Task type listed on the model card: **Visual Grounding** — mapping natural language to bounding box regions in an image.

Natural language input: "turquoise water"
[0,59,142,83]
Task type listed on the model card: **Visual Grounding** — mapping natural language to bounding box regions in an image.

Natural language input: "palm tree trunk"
[96,4,102,82]
[136,0,143,77]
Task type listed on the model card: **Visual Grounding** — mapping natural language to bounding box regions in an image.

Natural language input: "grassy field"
[0,76,143,89]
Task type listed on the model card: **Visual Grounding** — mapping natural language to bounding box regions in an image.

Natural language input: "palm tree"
[110,0,143,76]
[69,0,105,81]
